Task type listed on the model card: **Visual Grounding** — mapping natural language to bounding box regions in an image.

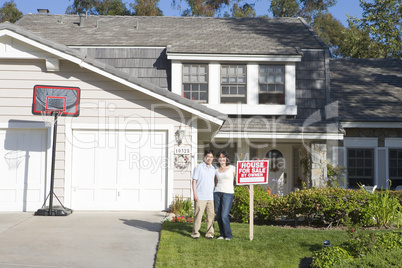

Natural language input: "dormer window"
[221,64,247,104]
[183,64,208,103]
[259,65,285,104]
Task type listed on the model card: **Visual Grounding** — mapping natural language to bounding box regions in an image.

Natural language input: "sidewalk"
[0,211,165,268]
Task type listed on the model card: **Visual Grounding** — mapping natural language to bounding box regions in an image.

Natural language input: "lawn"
[155,222,350,268]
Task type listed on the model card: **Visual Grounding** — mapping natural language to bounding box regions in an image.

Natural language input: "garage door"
[0,128,47,211]
[70,130,167,210]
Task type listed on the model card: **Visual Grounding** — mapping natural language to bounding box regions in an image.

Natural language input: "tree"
[338,16,384,58]
[230,3,256,17]
[312,13,346,57]
[0,0,23,23]
[269,0,336,23]
[130,0,163,16]
[356,0,402,58]
[269,0,299,18]
[173,0,230,16]
[66,0,130,15]
[96,0,130,15]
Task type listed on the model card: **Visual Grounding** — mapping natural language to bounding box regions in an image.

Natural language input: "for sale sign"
[236,160,269,185]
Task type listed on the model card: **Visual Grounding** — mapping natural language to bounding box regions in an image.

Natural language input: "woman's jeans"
[214,192,234,239]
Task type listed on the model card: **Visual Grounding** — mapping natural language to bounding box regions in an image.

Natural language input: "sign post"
[236,160,269,241]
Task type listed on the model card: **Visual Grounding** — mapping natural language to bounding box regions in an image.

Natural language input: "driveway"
[0,211,165,268]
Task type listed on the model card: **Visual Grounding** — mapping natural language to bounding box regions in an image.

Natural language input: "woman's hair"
[216,150,230,167]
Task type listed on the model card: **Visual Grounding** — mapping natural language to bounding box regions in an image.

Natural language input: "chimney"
[79,13,86,27]
[37,9,49,14]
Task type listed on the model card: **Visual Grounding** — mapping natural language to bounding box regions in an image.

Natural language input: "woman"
[214,150,236,240]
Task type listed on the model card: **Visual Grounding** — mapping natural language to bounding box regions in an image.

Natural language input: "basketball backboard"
[32,85,80,117]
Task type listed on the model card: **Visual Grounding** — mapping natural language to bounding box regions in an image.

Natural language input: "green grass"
[155,222,349,268]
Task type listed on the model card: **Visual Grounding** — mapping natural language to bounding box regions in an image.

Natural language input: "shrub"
[231,185,274,223]
[367,189,402,228]
[170,195,193,218]
[312,229,402,268]
[311,246,352,268]
[346,249,402,267]
[232,187,376,226]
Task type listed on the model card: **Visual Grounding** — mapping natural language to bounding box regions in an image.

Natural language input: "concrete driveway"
[0,211,165,268]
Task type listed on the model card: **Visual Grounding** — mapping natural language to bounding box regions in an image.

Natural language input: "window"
[221,65,246,103]
[259,65,285,104]
[183,64,208,103]
[389,149,402,188]
[347,149,374,188]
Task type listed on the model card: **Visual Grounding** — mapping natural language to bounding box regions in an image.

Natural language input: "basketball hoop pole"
[48,111,59,215]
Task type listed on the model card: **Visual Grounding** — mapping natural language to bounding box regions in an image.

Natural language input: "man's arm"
[192,179,198,202]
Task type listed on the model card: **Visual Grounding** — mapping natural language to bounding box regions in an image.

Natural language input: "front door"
[265,145,293,196]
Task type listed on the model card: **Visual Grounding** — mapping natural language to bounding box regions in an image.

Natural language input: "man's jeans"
[214,192,234,239]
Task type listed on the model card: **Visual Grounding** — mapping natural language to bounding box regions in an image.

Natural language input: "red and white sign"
[236,160,269,185]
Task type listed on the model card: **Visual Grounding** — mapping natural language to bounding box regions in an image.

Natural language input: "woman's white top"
[215,165,235,194]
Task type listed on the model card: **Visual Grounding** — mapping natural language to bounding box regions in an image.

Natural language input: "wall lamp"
[175,126,185,145]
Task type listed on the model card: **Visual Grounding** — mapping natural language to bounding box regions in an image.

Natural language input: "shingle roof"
[0,22,226,122]
[330,58,402,122]
[15,14,326,55]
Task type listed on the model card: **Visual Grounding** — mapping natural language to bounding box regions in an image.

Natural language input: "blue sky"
[1,0,363,26]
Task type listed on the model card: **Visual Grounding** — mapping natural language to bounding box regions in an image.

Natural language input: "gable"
[0,23,226,126]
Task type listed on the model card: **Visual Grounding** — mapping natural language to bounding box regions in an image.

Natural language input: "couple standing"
[191,150,235,240]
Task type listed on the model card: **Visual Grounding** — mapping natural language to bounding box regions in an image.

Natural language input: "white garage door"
[70,130,167,211]
[0,128,47,211]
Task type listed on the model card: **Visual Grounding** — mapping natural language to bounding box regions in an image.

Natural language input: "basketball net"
[40,110,63,127]
[4,150,25,170]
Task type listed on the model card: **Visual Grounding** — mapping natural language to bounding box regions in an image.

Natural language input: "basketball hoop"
[40,110,63,127]
[4,150,25,170]
[31,85,79,216]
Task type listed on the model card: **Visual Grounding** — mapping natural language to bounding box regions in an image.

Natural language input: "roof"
[15,14,327,55]
[330,58,402,122]
[0,22,226,124]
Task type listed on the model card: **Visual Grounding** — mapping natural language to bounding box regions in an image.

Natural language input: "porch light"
[175,126,185,145]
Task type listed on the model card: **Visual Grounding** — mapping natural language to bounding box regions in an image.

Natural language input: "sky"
[1,0,363,27]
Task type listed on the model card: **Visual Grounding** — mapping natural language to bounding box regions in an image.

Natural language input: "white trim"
[0,29,224,126]
[247,63,258,105]
[214,131,343,140]
[385,138,402,148]
[344,137,378,147]
[171,61,182,95]
[190,117,198,201]
[285,64,296,106]
[167,53,302,62]
[206,104,297,115]
[341,122,402,128]
[209,62,220,105]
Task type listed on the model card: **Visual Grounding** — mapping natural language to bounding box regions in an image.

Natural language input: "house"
[0,13,399,212]
[330,58,402,190]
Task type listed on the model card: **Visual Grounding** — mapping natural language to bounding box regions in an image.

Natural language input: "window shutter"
[376,147,388,189]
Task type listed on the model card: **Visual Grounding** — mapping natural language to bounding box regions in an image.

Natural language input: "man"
[191,150,216,239]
